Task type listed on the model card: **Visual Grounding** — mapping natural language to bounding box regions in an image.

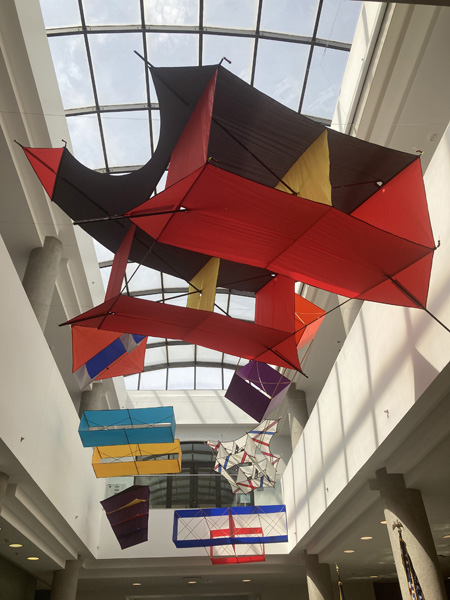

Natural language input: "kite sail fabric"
[79,406,176,447]
[209,520,266,565]
[101,485,150,549]
[92,440,182,478]
[172,505,288,549]
[21,63,435,305]
[225,361,291,422]
[72,327,147,388]
[206,419,281,494]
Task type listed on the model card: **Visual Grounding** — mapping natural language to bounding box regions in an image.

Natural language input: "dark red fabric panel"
[351,159,434,248]
[64,295,302,371]
[255,276,295,332]
[105,224,135,301]
[23,147,64,198]
[96,337,147,381]
[128,165,434,307]
[166,71,217,187]
[72,326,121,371]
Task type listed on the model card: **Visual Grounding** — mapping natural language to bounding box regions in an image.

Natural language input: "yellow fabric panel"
[106,498,147,514]
[187,257,220,311]
[275,130,331,206]
[92,441,182,478]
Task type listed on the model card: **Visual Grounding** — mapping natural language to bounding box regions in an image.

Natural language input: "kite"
[21,63,436,310]
[225,361,291,422]
[92,440,182,478]
[101,485,150,549]
[172,506,288,558]
[206,420,281,495]
[79,406,176,447]
[62,228,324,372]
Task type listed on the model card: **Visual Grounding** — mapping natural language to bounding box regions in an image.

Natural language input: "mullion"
[77,0,109,172]
[250,0,263,86]
[199,0,204,66]
[298,0,325,115]
[140,0,154,156]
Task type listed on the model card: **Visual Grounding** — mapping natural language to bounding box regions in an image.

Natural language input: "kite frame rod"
[73,208,188,225]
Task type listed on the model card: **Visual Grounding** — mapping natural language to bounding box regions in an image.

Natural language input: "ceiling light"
[27,557,39,561]
[360,536,373,540]
[242,579,251,582]
[370,575,378,579]
[187,580,198,585]
[132,583,141,586]
[443,534,450,539]
[380,520,387,525]
[8,543,22,548]
[344,550,355,553]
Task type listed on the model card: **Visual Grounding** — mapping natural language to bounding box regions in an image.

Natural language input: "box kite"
[206,419,281,495]
[101,485,150,549]
[21,63,436,312]
[92,440,182,478]
[172,505,288,559]
[79,406,176,447]
[225,361,291,422]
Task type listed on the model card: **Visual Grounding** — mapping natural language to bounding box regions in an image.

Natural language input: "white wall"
[283,122,450,549]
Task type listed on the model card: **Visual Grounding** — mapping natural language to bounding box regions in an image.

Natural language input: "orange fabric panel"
[72,326,121,371]
[294,295,326,349]
[92,441,182,478]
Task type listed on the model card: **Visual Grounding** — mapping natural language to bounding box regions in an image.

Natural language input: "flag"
[399,531,425,599]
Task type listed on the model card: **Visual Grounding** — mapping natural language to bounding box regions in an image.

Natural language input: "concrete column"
[305,552,334,600]
[78,382,106,417]
[50,557,82,600]
[22,236,63,330]
[287,386,308,452]
[372,468,446,600]
[0,472,9,512]
[337,295,363,336]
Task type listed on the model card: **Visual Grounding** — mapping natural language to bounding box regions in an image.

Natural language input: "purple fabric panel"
[117,527,149,549]
[105,501,150,526]
[237,361,290,398]
[112,515,149,538]
[225,373,270,421]
[101,486,150,513]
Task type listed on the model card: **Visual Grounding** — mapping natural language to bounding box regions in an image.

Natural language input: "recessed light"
[361,536,373,540]
[370,575,378,579]
[242,579,251,582]
[380,520,387,525]
[27,557,39,561]
[9,543,22,548]
[443,534,450,539]
[344,550,355,553]
[132,583,141,586]
[187,580,198,585]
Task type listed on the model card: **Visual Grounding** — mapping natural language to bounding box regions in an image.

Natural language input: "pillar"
[305,552,334,600]
[287,386,308,452]
[22,236,63,330]
[78,382,106,417]
[372,468,446,600]
[0,472,9,512]
[50,557,83,600]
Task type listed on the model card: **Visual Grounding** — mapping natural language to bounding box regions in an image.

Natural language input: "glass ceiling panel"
[89,33,146,106]
[67,115,105,170]
[146,32,198,68]
[144,0,199,26]
[39,0,81,28]
[253,38,309,111]
[203,35,254,83]
[145,345,167,367]
[126,264,162,293]
[83,0,141,25]
[94,240,114,263]
[228,294,255,321]
[302,46,350,120]
[101,110,151,168]
[196,367,222,390]
[317,0,362,43]
[140,369,167,389]
[203,0,258,30]
[260,0,320,38]
[168,367,195,389]
[48,36,94,110]
[196,347,223,363]
[168,344,195,363]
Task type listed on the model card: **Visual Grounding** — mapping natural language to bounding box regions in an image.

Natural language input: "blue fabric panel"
[85,338,126,379]
[78,407,176,447]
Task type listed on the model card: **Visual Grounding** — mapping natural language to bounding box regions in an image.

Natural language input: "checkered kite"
[207,419,281,495]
